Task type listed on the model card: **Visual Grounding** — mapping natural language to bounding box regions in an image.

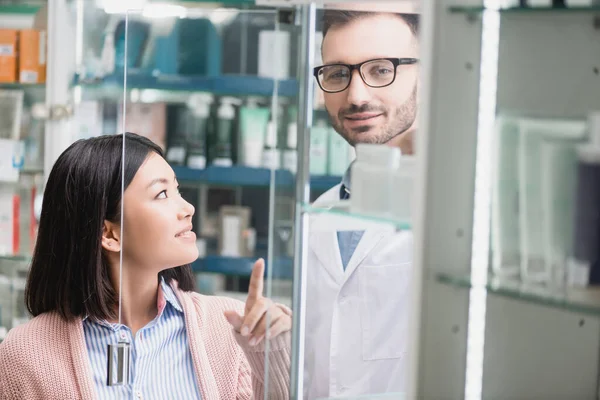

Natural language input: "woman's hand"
[224,259,292,346]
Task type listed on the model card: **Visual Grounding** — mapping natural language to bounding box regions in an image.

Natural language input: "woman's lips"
[176,231,197,241]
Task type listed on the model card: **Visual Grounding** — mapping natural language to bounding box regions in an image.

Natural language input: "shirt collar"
[340,160,354,199]
[81,277,183,323]
[160,277,183,314]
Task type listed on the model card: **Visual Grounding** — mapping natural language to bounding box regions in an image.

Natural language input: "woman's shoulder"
[1,312,71,348]
[0,312,73,366]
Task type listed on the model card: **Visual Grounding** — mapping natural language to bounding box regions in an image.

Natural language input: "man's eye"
[330,71,348,79]
[371,67,392,76]
[157,190,167,199]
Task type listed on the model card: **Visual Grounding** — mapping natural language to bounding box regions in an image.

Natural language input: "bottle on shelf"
[165,106,189,166]
[570,111,600,286]
[211,97,240,167]
[309,119,329,176]
[283,120,298,174]
[238,97,270,168]
[186,93,213,170]
[262,119,281,170]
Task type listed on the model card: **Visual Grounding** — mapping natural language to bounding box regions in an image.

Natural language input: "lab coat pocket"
[359,263,411,361]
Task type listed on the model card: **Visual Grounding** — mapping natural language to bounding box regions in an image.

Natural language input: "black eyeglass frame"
[312,57,419,93]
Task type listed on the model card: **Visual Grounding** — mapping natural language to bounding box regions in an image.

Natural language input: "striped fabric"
[82,279,201,400]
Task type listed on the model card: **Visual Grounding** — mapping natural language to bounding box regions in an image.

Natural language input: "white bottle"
[100,32,115,77]
[351,144,401,217]
[327,127,349,176]
[283,122,298,174]
[262,120,281,169]
[309,119,329,176]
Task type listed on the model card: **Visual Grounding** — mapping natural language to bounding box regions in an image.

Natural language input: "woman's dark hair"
[322,10,419,39]
[25,132,196,321]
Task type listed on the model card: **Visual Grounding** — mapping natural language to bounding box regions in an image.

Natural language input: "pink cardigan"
[0,288,290,399]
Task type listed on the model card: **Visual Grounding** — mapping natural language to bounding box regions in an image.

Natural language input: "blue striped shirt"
[82,279,201,399]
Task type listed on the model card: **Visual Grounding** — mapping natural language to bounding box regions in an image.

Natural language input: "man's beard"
[327,84,417,147]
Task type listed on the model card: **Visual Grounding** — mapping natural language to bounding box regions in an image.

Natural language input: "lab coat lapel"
[342,228,387,283]
[309,185,346,285]
[309,215,345,285]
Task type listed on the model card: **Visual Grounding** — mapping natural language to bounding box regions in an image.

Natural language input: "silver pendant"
[107,341,131,386]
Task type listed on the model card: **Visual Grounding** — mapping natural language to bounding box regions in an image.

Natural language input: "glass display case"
[415,1,600,400]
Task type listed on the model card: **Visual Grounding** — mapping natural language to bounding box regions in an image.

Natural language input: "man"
[304,5,419,399]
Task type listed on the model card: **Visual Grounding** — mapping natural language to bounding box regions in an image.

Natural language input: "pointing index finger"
[247,258,265,302]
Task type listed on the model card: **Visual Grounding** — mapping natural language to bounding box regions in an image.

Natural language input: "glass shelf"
[0,4,42,15]
[0,83,45,90]
[449,5,600,14]
[174,165,340,191]
[76,73,298,102]
[192,255,293,280]
[317,394,405,400]
[436,272,600,317]
[0,255,32,264]
[158,0,255,4]
[302,201,411,231]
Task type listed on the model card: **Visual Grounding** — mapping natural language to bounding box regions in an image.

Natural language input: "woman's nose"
[178,198,195,220]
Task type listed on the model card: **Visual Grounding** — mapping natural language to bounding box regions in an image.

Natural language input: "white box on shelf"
[0,90,23,141]
[258,30,291,80]
[0,139,22,182]
[0,188,19,256]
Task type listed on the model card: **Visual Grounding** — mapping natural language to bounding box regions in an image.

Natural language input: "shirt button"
[119,331,127,340]
[135,391,143,399]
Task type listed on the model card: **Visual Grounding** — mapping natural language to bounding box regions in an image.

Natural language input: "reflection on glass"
[118,6,292,400]
[303,3,419,399]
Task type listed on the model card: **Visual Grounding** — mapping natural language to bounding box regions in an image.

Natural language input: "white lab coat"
[304,184,414,399]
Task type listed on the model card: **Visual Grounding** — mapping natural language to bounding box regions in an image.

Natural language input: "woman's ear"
[101,220,121,252]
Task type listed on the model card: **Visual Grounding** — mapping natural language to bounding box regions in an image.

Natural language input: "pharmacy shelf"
[0,83,44,90]
[448,5,600,13]
[0,4,42,14]
[75,73,298,101]
[173,165,341,191]
[436,272,600,317]
[0,255,32,264]
[192,255,293,280]
[302,201,411,231]
[170,0,255,4]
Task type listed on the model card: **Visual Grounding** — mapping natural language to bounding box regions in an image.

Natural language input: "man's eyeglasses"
[313,57,418,94]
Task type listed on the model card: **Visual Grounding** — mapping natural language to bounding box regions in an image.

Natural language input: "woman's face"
[118,152,198,270]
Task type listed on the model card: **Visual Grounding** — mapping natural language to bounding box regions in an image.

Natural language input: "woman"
[0,133,291,399]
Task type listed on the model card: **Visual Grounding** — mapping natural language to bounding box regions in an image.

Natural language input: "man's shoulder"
[313,183,342,206]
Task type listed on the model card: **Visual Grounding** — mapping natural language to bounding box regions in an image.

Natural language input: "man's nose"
[345,70,372,107]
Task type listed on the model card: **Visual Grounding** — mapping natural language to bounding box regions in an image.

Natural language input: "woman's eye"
[157,190,167,199]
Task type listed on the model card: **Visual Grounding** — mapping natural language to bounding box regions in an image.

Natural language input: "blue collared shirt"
[338,162,365,270]
[82,279,201,399]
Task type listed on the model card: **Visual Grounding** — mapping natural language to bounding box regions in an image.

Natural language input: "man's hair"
[322,10,419,38]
